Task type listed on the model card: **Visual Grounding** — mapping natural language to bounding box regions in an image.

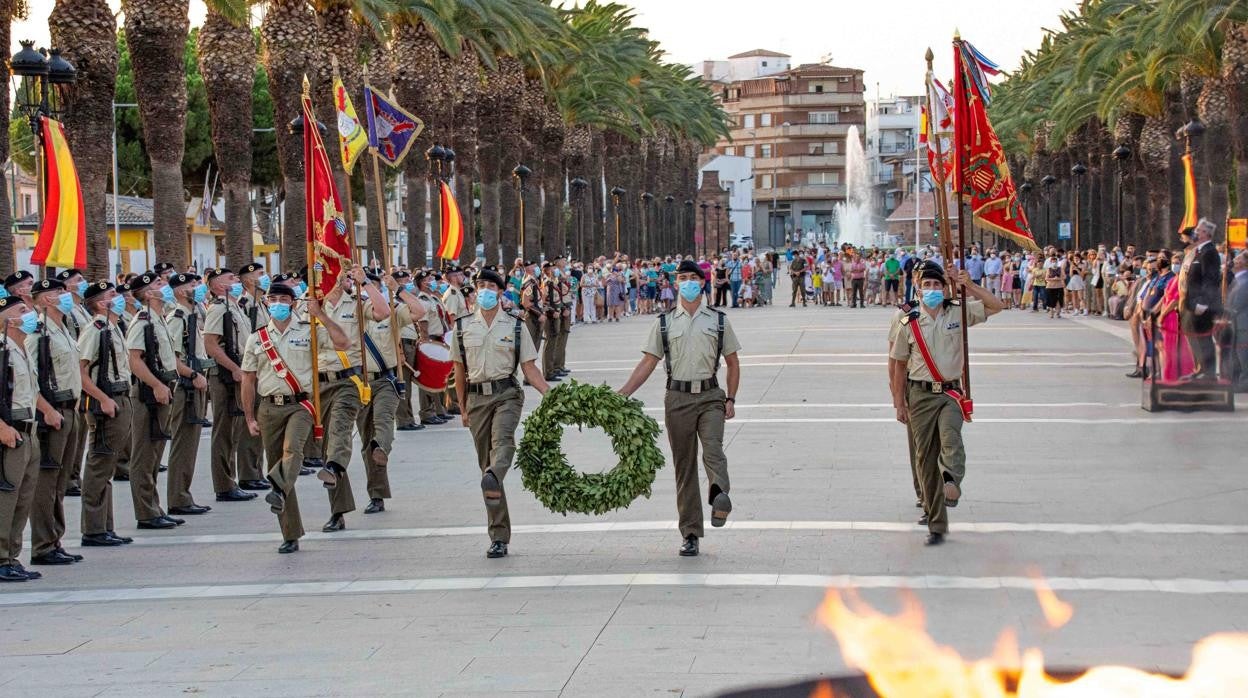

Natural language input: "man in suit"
[1179,219,1225,381]
[1228,251,1248,392]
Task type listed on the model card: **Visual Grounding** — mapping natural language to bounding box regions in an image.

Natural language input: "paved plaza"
[3,279,1247,697]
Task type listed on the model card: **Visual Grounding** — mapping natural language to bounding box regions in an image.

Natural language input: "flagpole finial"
[953,29,961,41]
[925,48,934,65]
[302,74,310,97]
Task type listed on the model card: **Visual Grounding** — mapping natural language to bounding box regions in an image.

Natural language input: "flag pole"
[952,36,972,410]
[364,80,404,388]
[925,49,955,268]
[301,83,325,449]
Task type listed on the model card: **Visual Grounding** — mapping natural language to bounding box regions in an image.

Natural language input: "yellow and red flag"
[921,73,955,188]
[952,39,1037,250]
[333,73,368,175]
[1178,153,1199,233]
[31,117,86,269]
[436,181,463,260]
[303,80,352,296]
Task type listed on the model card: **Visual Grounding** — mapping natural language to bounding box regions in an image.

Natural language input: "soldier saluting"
[889,261,1003,546]
[618,259,742,558]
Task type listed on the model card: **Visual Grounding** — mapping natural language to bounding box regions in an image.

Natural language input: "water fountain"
[834,125,878,248]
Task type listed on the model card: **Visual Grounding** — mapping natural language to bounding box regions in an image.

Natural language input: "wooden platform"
[1142,377,1236,412]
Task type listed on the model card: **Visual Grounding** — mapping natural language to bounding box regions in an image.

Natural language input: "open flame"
[812,582,1248,698]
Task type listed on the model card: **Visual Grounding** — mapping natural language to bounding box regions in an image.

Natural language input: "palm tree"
[197,5,254,270]
[48,0,119,279]
[122,0,192,266]
[0,0,13,272]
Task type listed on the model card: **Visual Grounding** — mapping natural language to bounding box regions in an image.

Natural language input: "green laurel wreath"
[516,380,665,516]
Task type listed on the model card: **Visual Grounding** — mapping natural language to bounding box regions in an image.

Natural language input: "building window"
[807,172,840,186]
[760,174,774,189]
[22,194,32,216]
[807,141,840,156]
[744,144,756,158]
[724,146,736,156]
[760,144,772,158]
[808,111,839,125]
[743,114,755,128]
[760,113,772,127]
[761,61,768,67]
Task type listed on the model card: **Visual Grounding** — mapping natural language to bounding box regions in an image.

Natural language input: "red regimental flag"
[303,90,352,296]
[953,40,1037,250]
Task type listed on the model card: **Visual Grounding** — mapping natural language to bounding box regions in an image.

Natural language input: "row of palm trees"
[0,0,729,277]
[990,0,1247,251]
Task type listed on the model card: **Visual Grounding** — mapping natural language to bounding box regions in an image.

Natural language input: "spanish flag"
[1179,152,1199,232]
[436,181,463,260]
[31,117,86,269]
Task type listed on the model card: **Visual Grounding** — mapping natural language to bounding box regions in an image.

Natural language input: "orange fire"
[813,586,1248,697]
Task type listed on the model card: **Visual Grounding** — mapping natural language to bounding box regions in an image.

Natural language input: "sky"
[11,0,1078,97]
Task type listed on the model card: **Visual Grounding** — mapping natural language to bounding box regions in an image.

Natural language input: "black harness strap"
[659,313,672,377]
[454,316,523,376]
[513,318,522,373]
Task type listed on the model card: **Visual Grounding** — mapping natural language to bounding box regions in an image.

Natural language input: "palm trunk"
[393,21,447,267]
[49,0,118,278]
[1197,77,1232,226]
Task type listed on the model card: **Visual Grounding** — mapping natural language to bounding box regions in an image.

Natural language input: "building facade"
[705,50,866,249]
[865,94,928,219]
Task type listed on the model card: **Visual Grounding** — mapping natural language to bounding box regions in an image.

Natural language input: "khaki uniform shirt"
[418,292,447,338]
[364,304,413,370]
[889,300,987,382]
[66,303,92,341]
[521,277,541,312]
[166,303,209,365]
[78,315,131,385]
[642,302,741,382]
[126,305,179,376]
[449,309,538,384]
[239,294,270,332]
[26,313,83,397]
[203,297,250,363]
[242,320,314,397]
[559,277,573,306]
[1,335,38,419]
[442,286,470,321]
[319,292,365,368]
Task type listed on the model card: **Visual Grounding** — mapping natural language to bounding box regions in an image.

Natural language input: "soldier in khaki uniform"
[203,268,262,501]
[441,266,471,416]
[393,271,425,431]
[237,263,271,488]
[241,284,350,553]
[450,269,548,559]
[357,273,426,513]
[125,272,183,530]
[0,296,50,581]
[415,271,452,425]
[164,273,211,515]
[53,269,93,498]
[620,259,741,558]
[539,262,564,382]
[553,257,573,377]
[889,262,1002,545]
[888,303,923,510]
[316,264,390,533]
[26,280,85,566]
[76,283,134,548]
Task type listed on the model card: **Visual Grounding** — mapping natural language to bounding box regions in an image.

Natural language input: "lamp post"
[698,201,709,258]
[663,195,675,255]
[1041,174,1057,248]
[683,200,694,255]
[442,146,456,183]
[714,202,722,255]
[1070,162,1087,250]
[610,186,626,254]
[1112,144,1131,249]
[571,177,588,260]
[1019,180,1033,251]
[641,192,654,257]
[426,144,447,180]
[1178,120,1205,235]
[512,164,531,258]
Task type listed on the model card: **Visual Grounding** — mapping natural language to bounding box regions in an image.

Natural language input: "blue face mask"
[921,289,945,309]
[75,280,89,297]
[132,297,142,311]
[56,293,75,315]
[18,310,38,335]
[0,287,8,300]
[229,282,243,299]
[554,268,562,278]
[269,303,292,322]
[477,289,499,310]
[159,285,175,304]
[403,282,416,295]
[295,281,308,298]
[439,282,450,294]
[111,296,127,316]
[679,279,703,302]
[193,284,208,304]
[258,274,272,292]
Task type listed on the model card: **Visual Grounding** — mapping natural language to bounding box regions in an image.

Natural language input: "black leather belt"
[909,379,961,394]
[468,377,517,396]
[369,368,397,381]
[264,392,308,405]
[666,377,719,394]
[12,420,34,435]
[8,407,32,423]
[51,399,78,410]
[319,366,362,382]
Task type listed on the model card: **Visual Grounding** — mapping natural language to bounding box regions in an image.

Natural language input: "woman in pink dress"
[1155,258,1194,382]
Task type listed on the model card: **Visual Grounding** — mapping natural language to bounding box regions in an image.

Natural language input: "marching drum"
[414,340,453,392]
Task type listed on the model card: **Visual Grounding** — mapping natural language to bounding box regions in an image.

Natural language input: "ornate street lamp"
[512,164,532,256]
[610,186,626,253]
[1112,144,1131,249]
[1041,174,1057,247]
[442,147,456,183]
[1070,162,1087,250]
[570,177,588,260]
[714,202,723,255]
[663,195,675,254]
[683,200,694,255]
[10,41,76,138]
[641,192,655,257]
[698,202,709,258]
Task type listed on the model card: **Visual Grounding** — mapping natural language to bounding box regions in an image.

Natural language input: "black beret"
[541,261,553,269]
[129,272,160,293]
[676,259,702,276]
[84,281,116,301]
[298,266,309,280]
[4,270,34,287]
[365,271,382,283]
[54,268,83,281]
[524,260,536,267]
[391,270,412,281]
[915,261,947,284]
[415,270,433,284]
[238,262,264,275]
[206,267,232,281]
[31,278,66,295]
[153,262,176,275]
[272,273,294,284]
[268,283,296,299]
[446,265,463,274]
[476,269,506,290]
[168,272,198,289]
[0,296,26,312]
